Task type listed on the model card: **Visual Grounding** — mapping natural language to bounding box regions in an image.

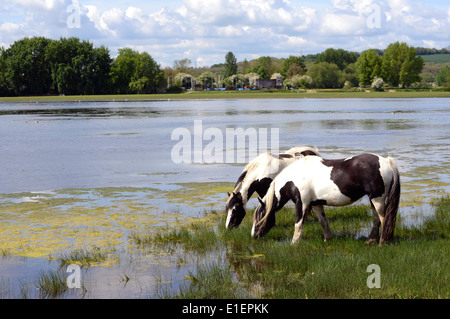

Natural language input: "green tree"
[435,66,449,86]
[174,73,195,89]
[250,65,269,79]
[224,51,238,78]
[288,75,313,89]
[46,37,112,95]
[241,59,250,73]
[110,48,138,94]
[316,48,358,70]
[173,58,192,73]
[382,42,424,87]
[280,56,306,78]
[356,49,383,86]
[111,48,165,94]
[249,56,273,79]
[3,37,53,95]
[129,51,165,94]
[0,47,11,96]
[308,62,340,88]
[197,71,215,89]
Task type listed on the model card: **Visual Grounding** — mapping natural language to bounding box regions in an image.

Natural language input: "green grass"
[141,197,449,299]
[0,89,449,102]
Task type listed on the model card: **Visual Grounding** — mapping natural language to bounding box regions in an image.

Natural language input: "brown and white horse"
[225,146,320,229]
[252,153,400,244]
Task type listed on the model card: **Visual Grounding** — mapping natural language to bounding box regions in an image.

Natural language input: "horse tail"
[381,157,401,244]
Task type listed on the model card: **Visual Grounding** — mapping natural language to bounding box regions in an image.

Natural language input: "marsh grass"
[146,198,449,299]
[130,212,221,252]
[162,259,251,299]
[35,268,68,298]
[56,247,109,268]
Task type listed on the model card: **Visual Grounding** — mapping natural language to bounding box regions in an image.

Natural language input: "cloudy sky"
[0,0,449,67]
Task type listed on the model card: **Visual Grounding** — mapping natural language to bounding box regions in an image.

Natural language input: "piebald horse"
[252,153,400,244]
[225,146,320,229]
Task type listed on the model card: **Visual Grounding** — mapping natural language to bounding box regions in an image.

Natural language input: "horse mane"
[256,181,277,229]
[232,160,259,194]
[284,146,320,158]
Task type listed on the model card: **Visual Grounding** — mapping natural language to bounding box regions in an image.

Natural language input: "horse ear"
[257,197,265,206]
[227,192,231,197]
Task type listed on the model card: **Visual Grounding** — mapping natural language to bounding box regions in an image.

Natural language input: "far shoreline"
[1,89,450,103]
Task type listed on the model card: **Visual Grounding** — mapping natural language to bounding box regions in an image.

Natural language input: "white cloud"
[0,0,449,67]
[0,21,22,34]
[84,5,108,31]
[11,0,63,10]
[101,8,124,27]
[320,12,365,36]
[125,7,144,23]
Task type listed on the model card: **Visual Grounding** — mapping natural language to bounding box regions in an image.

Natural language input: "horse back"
[322,153,385,201]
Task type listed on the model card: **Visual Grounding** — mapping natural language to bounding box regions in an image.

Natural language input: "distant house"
[255,78,283,90]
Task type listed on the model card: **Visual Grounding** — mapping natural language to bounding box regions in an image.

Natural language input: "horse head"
[225,191,246,229]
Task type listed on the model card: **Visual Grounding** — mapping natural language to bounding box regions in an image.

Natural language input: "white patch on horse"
[225,209,233,228]
[251,223,256,237]
[311,157,353,206]
[292,219,305,244]
[378,155,393,193]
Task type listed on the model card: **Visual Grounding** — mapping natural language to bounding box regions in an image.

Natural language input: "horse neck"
[232,182,249,206]
[234,160,262,205]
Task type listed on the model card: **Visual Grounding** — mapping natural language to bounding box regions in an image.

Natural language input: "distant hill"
[419,54,450,63]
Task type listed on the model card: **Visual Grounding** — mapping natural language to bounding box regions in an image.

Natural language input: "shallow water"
[0,98,449,298]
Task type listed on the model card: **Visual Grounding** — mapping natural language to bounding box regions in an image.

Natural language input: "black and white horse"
[252,153,400,244]
[225,146,320,229]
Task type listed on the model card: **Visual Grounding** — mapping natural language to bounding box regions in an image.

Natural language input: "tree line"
[1,37,448,97]
[0,37,166,96]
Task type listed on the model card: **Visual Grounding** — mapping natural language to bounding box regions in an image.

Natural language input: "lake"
[0,98,449,298]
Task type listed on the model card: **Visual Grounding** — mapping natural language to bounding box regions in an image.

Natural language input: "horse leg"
[367,197,385,244]
[292,201,309,245]
[313,205,332,241]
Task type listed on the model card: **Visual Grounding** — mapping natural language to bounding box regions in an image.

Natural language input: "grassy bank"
[135,197,449,299]
[1,89,450,102]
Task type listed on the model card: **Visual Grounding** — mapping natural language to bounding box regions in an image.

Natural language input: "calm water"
[0,98,449,298]
[1,98,449,194]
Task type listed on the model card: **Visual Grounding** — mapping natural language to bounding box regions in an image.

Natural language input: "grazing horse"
[252,153,400,245]
[225,146,320,229]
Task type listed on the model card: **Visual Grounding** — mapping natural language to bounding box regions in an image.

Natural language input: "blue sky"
[1,0,449,67]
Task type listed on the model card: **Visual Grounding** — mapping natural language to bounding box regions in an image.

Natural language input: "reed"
[35,269,68,299]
